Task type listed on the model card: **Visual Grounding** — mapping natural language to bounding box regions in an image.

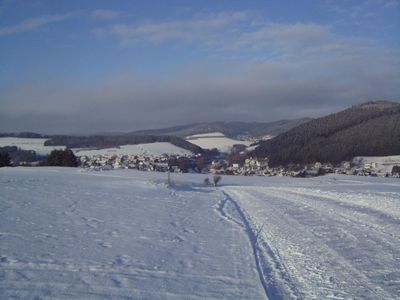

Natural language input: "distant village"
[78,152,400,178]
[1,138,399,178]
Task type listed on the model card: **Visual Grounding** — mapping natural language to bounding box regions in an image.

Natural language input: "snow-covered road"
[222,178,400,299]
[1,167,399,299]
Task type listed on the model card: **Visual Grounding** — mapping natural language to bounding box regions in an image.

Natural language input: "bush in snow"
[0,151,11,167]
[203,178,211,186]
[213,175,222,186]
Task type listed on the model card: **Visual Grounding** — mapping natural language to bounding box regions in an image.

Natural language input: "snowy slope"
[0,137,65,155]
[73,142,193,157]
[1,168,399,299]
[186,132,251,153]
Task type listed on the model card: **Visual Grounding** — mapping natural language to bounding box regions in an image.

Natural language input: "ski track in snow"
[1,167,399,299]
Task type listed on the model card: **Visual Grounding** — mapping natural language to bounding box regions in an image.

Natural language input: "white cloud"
[100,12,365,59]
[91,9,121,19]
[0,12,79,36]
[105,11,248,46]
[382,0,399,7]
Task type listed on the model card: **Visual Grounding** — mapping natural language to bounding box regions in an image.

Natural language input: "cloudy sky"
[1,0,399,134]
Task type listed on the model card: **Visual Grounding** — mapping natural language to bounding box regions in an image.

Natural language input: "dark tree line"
[41,149,78,167]
[0,132,47,138]
[255,101,400,166]
[0,146,42,165]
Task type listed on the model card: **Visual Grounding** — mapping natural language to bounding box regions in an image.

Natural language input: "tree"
[43,149,78,167]
[392,166,400,177]
[0,152,11,167]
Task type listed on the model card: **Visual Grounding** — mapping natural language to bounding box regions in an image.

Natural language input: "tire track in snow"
[215,190,303,300]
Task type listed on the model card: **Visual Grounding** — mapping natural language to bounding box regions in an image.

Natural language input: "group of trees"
[0,132,46,138]
[255,101,400,167]
[0,146,42,165]
[0,147,78,168]
[41,149,78,167]
[0,151,11,167]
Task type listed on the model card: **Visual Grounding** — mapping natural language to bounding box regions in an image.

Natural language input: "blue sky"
[1,0,399,133]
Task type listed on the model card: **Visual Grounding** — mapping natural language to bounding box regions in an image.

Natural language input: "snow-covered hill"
[0,168,399,299]
[186,132,251,153]
[0,138,193,157]
[0,137,65,155]
[74,142,193,157]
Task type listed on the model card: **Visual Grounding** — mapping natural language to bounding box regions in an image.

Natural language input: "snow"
[186,132,226,138]
[186,132,251,153]
[0,168,265,299]
[1,168,399,299]
[0,138,65,155]
[353,155,400,173]
[261,134,274,140]
[73,142,193,157]
[0,138,192,157]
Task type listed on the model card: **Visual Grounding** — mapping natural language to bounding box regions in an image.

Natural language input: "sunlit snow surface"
[1,168,399,299]
[74,142,193,157]
[186,132,251,153]
[0,138,192,157]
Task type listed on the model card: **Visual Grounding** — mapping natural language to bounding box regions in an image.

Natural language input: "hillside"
[127,119,312,140]
[186,132,252,153]
[44,135,204,154]
[255,101,400,166]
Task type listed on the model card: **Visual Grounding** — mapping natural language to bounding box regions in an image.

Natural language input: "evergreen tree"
[0,152,11,167]
[44,149,78,167]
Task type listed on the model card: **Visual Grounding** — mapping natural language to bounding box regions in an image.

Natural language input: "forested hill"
[254,101,400,166]
[127,119,312,139]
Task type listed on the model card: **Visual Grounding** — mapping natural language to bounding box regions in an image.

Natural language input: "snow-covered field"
[353,155,400,173]
[74,142,193,157]
[1,168,399,299]
[0,138,192,157]
[186,132,251,153]
[0,138,65,155]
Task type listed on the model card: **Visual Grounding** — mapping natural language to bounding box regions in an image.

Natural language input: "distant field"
[74,142,193,156]
[0,138,193,157]
[0,137,64,155]
[186,132,251,152]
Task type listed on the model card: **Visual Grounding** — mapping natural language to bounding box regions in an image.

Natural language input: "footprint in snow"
[99,241,112,248]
